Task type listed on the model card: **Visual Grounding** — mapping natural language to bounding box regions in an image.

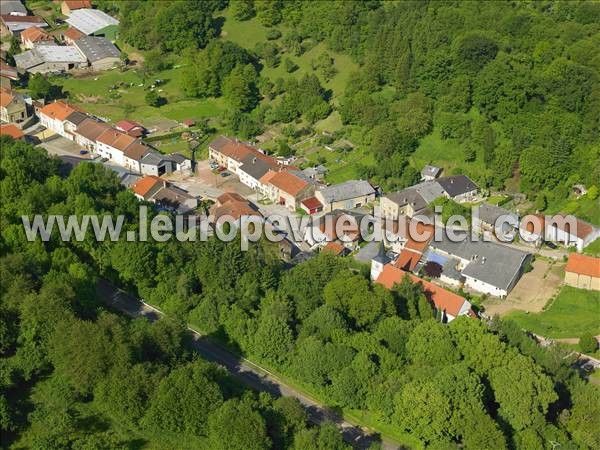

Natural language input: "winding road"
[96,280,400,450]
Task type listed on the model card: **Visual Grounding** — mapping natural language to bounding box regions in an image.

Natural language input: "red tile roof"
[267,171,308,197]
[0,87,16,108]
[394,249,422,271]
[63,0,92,9]
[97,129,137,151]
[115,119,143,132]
[131,176,163,198]
[217,192,246,205]
[0,123,24,139]
[1,15,46,24]
[21,27,53,43]
[322,241,346,256]
[63,27,84,41]
[565,253,600,278]
[39,101,77,121]
[376,265,467,317]
[213,201,262,221]
[123,141,148,161]
[301,196,323,211]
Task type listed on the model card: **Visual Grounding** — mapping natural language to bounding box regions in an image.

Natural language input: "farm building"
[14,45,86,74]
[66,9,119,40]
[72,36,121,70]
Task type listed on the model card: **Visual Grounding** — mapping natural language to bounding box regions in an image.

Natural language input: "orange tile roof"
[97,129,137,151]
[213,201,262,221]
[131,176,163,198]
[217,192,246,205]
[64,0,92,9]
[301,196,323,210]
[0,123,24,139]
[322,241,346,256]
[39,101,76,121]
[318,212,361,242]
[565,253,600,278]
[376,265,467,317]
[220,140,256,162]
[259,170,278,185]
[63,27,84,41]
[267,171,308,197]
[21,27,52,43]
[0,88,15,108]
[394,249,422,271]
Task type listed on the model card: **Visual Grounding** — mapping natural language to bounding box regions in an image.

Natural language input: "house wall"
[463,275,508,298]
[75,134,96,152]
[238,170,261,190]
[40,113,65,135]
[208,147,228,167]
[565,272,600,291]
[27,60,85,74]
[91,56,121,71]
[123,156,141,173]
[317,193,376,213]
[451,189,478,203]
[1,101,27,123]
[96,142,124,165]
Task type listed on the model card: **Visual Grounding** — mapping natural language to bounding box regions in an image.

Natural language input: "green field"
[507,286,600,339]
[584,238,600,257]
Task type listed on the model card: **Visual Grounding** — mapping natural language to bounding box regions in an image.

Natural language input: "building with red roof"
[21,27,54,48]
[61,0,92,16]
[130,175,164,201]
[300,196,323,215]
[62,27,85,44]
[115,119,145,137]
[375,264,473,322]
[565,253,600,291]
[260,170,314,211]
[0,123,24,139]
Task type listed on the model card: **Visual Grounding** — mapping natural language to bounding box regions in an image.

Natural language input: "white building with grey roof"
[315,180,375,212]
[14,44,86,74]
[72,36,121,70]
[428,230,531,297]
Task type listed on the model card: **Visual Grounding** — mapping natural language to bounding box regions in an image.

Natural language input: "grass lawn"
[506,286,600,339]
[583,238,600,257]
[51,65,227,126]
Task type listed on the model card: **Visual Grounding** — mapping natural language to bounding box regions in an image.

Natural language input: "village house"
[564,253,600,291]
[74,117,110,152]
[437,175,478,202]
[122,140,149,173]
[62,110,87,140]
[208,135,269,174]
[14,44,87,74]
[1,1,27,16]
[260,170,314,211]
[315,180,376,213]
[38,101,77,135]
[130,175,164,201]
[375,263,473,323]
[427,230,531,298]
[238,153,278,190]
[20,26,54,49]
[0,87,28,125]
[421,164,442,181]
[1,15,47,36]
[96,128,137,165]
[72,36,121,70]
[304,209,365,249]
[66,9,119,41]
[212,192,262,222]
[544,215,600,252]
[60,0,92,16]
[62,27,85,45]
[140,151,174,177]
[322,241,350,257]
[152,185,198,215]
[169,153,192,172]
[115,119,145,138]
[0,123,24,139]
[473,203,519,240]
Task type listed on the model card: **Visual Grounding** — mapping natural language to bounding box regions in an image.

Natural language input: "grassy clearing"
[52,66,227,126]
[506,286,600,339]
[583,238,600,257]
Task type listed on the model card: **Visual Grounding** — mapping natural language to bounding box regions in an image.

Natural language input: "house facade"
[315,180,376,213]
[261,170,314,211]
[38,101,76,135]
[564,253,600,291]
[96,128,136,165]
[0,88,27,124]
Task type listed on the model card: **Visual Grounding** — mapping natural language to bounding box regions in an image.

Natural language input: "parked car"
[79,150,88,155]
[220,171,230,177]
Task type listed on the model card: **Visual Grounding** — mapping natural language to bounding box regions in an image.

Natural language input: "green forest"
[92,0,600,220]
[2,136,600,448]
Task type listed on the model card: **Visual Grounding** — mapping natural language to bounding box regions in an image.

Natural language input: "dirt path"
[483,259,564,316]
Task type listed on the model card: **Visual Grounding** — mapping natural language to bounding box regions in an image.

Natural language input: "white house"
[96,128,136,166]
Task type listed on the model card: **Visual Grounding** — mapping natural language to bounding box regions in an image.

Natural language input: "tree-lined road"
[97,280,399,450]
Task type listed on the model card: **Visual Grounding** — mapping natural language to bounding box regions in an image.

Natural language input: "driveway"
[39,135,95,159]
[166,160,254,200]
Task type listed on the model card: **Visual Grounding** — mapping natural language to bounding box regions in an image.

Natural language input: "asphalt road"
[96,280,399,450]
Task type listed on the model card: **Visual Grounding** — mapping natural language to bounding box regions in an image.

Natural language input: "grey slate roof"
[384,187,428,211]
[413,181,446,203]
[430,231,530,291]
[239,154,273,180]
[421,165,442,179]
[119,173,142,188]
[73,36,120,63]
[354,241,382,263]
[477,203,518,225]
[65,111,87,126]
[1,1,27,16]
[141,151,168,166]
[169,153,189,164]
[437,175,478,198]
[318,180,375,204]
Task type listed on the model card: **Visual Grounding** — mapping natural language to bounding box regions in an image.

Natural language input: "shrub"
[579,333,598,354]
